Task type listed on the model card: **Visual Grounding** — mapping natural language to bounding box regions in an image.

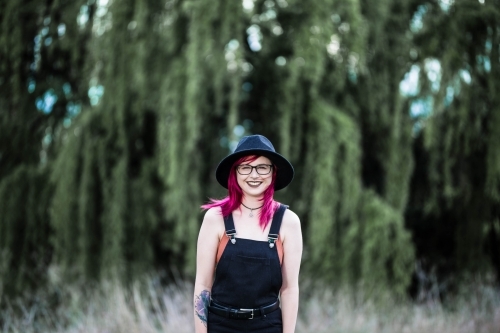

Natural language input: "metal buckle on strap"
[268,234,278,248]
[226,229,236,244]
[240,308,254,319]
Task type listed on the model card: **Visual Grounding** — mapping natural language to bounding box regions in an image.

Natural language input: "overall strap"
[216,206,288,265]
[224,213,237,244]
[268,204,288,248]
[216,214,236,264]
[269,204,288,266]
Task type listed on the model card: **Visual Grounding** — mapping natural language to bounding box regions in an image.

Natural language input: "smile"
[247,181,262,187]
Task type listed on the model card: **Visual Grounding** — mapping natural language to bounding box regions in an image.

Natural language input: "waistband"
[208,299,280,320]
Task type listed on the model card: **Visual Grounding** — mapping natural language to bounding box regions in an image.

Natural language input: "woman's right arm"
[194,208,223,333]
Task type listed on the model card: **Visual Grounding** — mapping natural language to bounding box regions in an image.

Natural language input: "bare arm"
[194,208,224,333]
[280,210,303,333]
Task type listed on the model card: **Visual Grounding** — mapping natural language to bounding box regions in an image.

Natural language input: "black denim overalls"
[207,204,287,333]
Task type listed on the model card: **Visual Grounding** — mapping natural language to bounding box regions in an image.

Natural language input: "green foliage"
[406,0,500,278]
[157,0,248,273]
[0,166,52,297]
[356,190,414,296]
[302,100,362,279]
[356,0,416,212]
[2,0,500,299]
[50,109,164,281]
[49,0,168,281]
[302,100,414,295]
[0,0,91,296]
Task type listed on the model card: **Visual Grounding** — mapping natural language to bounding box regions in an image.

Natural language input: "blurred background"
[1,0,500,331]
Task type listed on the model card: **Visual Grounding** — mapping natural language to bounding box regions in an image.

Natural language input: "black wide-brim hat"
[216,135,294,191]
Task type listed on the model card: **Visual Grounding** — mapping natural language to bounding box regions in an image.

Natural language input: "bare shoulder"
[200,207,225,240]
[282,208,301,228]
[203,206,223,221]
[280,208,301,243]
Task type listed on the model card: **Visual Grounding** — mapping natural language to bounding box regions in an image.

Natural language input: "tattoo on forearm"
[194,289,210,327]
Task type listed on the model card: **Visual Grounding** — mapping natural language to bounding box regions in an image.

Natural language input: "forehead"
[242,155,271,165]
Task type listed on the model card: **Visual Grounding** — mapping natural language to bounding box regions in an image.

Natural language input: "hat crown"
[215,134,294,191]
[234,135,275,153]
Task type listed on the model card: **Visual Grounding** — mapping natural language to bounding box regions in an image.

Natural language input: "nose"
[249,167,260,177]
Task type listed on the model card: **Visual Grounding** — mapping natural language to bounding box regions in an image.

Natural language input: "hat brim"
[215,149,294,191]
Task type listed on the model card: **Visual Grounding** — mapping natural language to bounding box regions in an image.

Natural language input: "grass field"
[1,277,499,333]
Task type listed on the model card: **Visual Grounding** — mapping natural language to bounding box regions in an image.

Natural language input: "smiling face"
[236,155,274,199]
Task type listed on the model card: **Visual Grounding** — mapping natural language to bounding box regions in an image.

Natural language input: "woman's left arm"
[280,210,303,333]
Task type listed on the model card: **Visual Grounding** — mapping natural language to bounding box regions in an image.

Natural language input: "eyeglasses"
[236,164,273,175]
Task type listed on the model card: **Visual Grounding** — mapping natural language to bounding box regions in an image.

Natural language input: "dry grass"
[297,286,500,333]
[1,278,500,333]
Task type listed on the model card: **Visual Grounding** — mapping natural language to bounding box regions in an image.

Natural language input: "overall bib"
[207,204,287,333]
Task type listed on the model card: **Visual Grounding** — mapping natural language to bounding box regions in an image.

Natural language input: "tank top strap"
[268,204,288,248]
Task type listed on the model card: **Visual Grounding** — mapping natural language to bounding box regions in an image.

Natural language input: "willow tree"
[406,0,500,282]
[1,0,420,297]
[51,0,180,280]
[221,0,416,295]
[0,0,91,296]
[6,0,474,298]
[49,0,253,281]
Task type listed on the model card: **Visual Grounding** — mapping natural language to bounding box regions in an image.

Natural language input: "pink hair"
[202,155,279,229]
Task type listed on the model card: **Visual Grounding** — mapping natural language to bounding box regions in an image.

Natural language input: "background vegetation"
[2,277,500,333]
[1,0,500,329]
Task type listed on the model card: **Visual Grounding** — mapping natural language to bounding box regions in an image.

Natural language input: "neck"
[240,199,263,218]
[241,196,263,209]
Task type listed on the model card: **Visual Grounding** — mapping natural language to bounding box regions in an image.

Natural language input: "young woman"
[193,134,303,333]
